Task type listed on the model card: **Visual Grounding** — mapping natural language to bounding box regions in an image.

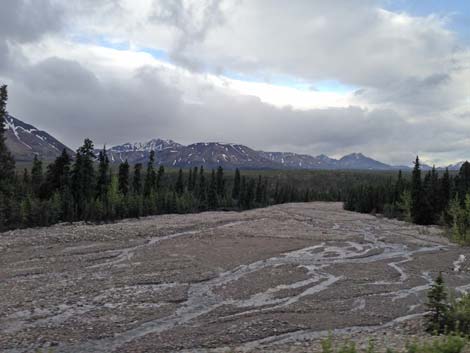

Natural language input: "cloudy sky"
[1,0,469,166]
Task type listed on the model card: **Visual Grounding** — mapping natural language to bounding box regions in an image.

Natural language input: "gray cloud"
[0,0,64,71]
[3,56,470,165]
[7,59,183,148]
[1,0,470,165]
[0,0,64,43]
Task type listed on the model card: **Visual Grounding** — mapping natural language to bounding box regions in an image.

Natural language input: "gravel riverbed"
[1,202,470,352]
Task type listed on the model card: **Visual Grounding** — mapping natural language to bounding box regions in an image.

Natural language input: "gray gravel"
[1,202,470,353]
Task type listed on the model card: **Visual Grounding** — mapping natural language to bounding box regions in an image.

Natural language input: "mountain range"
[104,139,466,171]
[3,115,467,171]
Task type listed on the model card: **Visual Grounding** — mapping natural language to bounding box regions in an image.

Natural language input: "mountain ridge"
[4,115,467,171]
[4,115,73,162]
[104,138,466,171]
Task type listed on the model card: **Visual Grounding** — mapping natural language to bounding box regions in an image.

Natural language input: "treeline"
[0,142,312,230]
[344,157,470,242]
[0,85,327,230]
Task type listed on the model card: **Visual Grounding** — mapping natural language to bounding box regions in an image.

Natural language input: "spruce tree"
[0,85,15,194]
[144,151,156,196]
[22,168,30,186]
[245,178,256,209]
[175,168,184,196]
[31,155,43,197]
[118,160,130,195]
[133,163,143,194]
[232,168,241,200]
[457,161,470,203]
[422,170,436,224]
[430,166,440,217]
[72,138,96,218]
[425,272,449,334]
[440,168,451,215]
[208,169,218,209]
[255,175,263,204]
[239,176,246,208]
[187,168,193,192]
[191,166,198,191]
[156,165,165,190]
[96,147,110,200]
[411,156,425,224]
[44,148,71,195]
[198,166,207,209]
[216,166,225,197]
[393,170,404,205]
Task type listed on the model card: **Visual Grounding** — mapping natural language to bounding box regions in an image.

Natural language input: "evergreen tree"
[72,138,96,218]
[144,151,156,196]
[0,85,15,194]
[208,169,218,209]
[425,272,449,334]
[422,170,436,224]
[430,166,440,219]
[22,168,30,186]
[118,160,130,195]
[187,168,193,192]
[175,168,184,196]
[457,161,470,203]
[255,175,263,204]
[45,149,72,194]
[440,168,451,215]
[133,163,143,194]
[239,176,246,208]
[31,155,43,197]
[198,166,207,209]
[216,166,225,197]
[411,156,426,224]
[232,168,241,200]
[191,166,198,192]
[156,165,165,190]
[244,178,256,209]
[393,170,407,206]
[96,147,110,200]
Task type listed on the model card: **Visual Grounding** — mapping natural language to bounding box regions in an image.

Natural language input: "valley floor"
[1,203,470,352]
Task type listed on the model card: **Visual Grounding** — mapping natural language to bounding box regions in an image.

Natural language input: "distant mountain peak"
[4,115,73,162]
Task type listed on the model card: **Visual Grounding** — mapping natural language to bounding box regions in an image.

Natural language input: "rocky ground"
[1,202,470,353]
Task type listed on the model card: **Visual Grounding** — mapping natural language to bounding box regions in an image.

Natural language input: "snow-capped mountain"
[110,139,182,153]
[4,115,73,162]
[337,153,392,170]
[446,161,466,171]
[104,139,405,170]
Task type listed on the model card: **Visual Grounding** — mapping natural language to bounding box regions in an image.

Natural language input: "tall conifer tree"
[208,169,218,209]
[0,85,15,194]
[411,156,424,224]
[133,163,143,194]
[118,160,130,195]
[232,168,241,200]
[175,168,184,196]
[31,155,43,197]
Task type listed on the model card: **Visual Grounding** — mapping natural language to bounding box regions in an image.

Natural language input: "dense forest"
[344,156,470,242]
